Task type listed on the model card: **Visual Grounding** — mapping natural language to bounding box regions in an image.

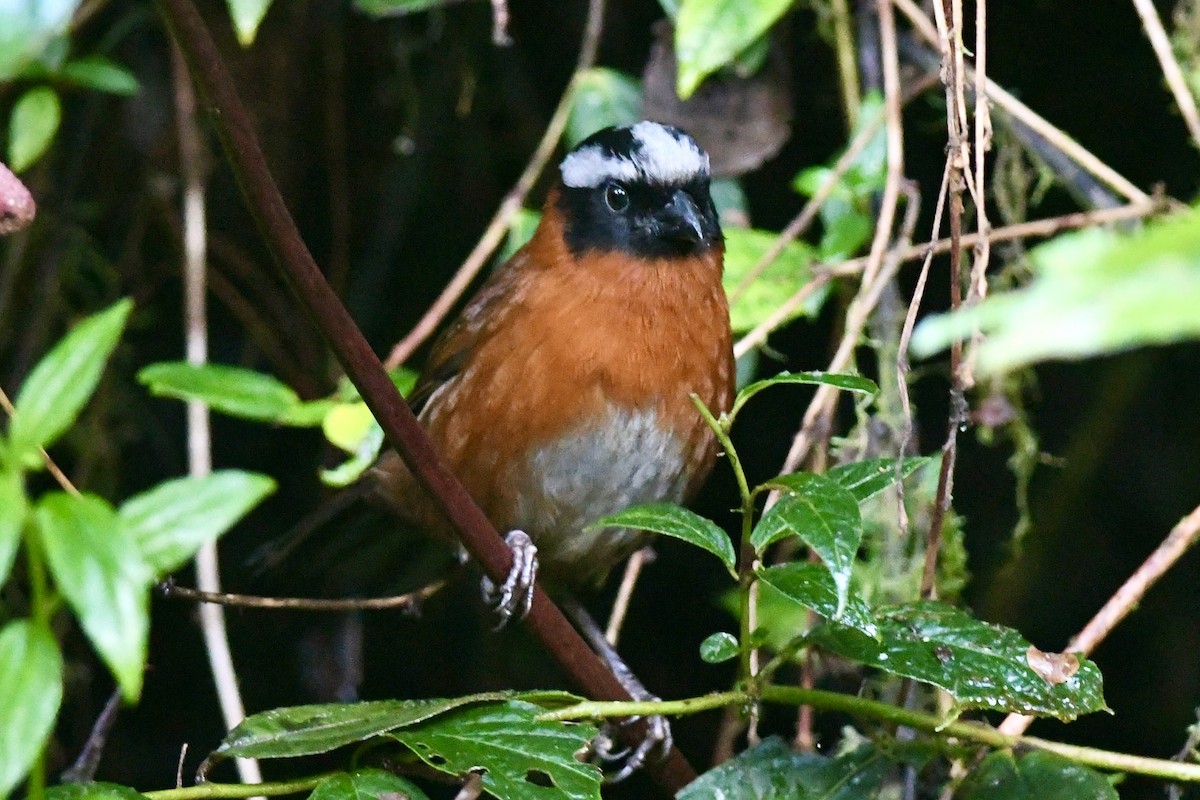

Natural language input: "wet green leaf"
[757,563,875,635]
[678,737,889,799]
[308,769,429,800]
[674,0,793,99]
[958,751,1118,800]
[700,632,739,663]
[826,457,931,503]
[46,783,150,800]
[730,371,877,422]
[589,503,736,575]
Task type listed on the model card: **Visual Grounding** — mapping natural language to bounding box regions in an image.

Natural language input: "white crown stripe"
[560,122,710,189]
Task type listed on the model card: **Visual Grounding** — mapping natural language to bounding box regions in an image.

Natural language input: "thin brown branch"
[998,502,1200,737]
[1130,0,1200,149]
[153,0,696,789]
[158,579,446,612]
[605,547,653,646]
[383,0,605,370]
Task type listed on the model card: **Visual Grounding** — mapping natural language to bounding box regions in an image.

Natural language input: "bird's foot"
[589,704,673,783]
[480,529,538,628]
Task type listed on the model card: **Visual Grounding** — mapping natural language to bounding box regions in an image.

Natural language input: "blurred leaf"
[567,68,642,146]
[730,371,877,421]
[0,621,63,798]
[35,493,151,700]
[499,208,542,262]
[0,0,81,80]
[138,362,330,426]
[8,85,61,172]
[757,563,875,635]
[674,0,793,99]
[59,56,139,95]
[119,471,276,576]
[588,503,736,575]
[722,228,821,334]
[309,770,430,800]
[321,423,384,487]
[208,691,579,763]
[0,465,24,585]
[353,0,451,16]
[390,700,601,800]
[912,208,1200,372]
[809,601,1107,720]
[10,298,132,463]
[46,784,150,800]
[958,751,1118,800]
[827,457,931,503]
[323,403,377,454]
[678,737,889,799]
[700,631,739,663]
[752,473,862,615]
[226,0,274,45]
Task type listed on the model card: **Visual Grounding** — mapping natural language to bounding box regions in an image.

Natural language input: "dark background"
[4,0,1200,797]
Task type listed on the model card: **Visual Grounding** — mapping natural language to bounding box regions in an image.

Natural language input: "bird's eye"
[603,181,629,212]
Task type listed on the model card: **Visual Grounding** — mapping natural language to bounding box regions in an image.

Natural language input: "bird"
[259,121,733,773]
[365,119,734,598]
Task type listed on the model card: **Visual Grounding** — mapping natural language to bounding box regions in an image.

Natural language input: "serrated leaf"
[137,362,324,425]
[567,68,641,147]
[10,298,132,462]
[208,691,576,763]
[730,371,877,421]
[678,737,889,799]
[118,470,275,576]
[309,769,430,800]
[0,621,63,798]
[226,0,274,45]
[809,601,1107,720]
[8,85,61,172]
[958,751,1118,800]
[911,207,1200,372]
[0,465,25,585]
[723,228,822,334]
[826,457,930,503]
[700,632,739,664]
[59,56,139,95]
[588,503,735,575]
[752,473,861,615]
[757,563,875,635]
[35,493,151,700]
[46,783,151,800]
[674,0,793,99]
[391,700,601,800]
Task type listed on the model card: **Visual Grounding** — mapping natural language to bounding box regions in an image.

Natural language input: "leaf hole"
[524,769,556,788]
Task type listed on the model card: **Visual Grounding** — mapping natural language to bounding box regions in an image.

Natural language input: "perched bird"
[367,120,734,596]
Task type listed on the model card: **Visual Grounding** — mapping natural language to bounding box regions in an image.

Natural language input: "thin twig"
[1130,0,1200,149]
[605,547,652,646]
[158,578,446,612]
[171,43,261,786]
[998,502,1200,737]
[0,385,80,496]
[383,0,605,370]
[61,687,122,783]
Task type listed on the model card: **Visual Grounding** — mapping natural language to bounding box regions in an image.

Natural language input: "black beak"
[657,189,706,245]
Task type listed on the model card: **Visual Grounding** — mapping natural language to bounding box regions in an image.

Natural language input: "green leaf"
[700,632,739,664]
[137,362,328,426]
[59,56,139,95]
[809,601,1107,720]
[46,784,151,800]
[911,207,1200,372]
[35,493,151,700]
[588,503,735,576]
[722,228,821,335]
[499,208,542,262]
[826,457,931,503]
[10,298,132,463]
[352,0,452,16]
[0,0,82,80]
[323,402,377,454]
[674,0,793,99]
[0,465,25,585]
[390,700,601,800]
[0,621,63,798]
[8,85,61,171]
[567,68,642,146]
[118,470,276,576]
[678,737,889,800]
[958,751,1118,800]
[309,770,430,800]
[207,691,578,763]
[730,371,877,422]
[752,473,862,615]
[226,0,274,45]
[757,563,876,635]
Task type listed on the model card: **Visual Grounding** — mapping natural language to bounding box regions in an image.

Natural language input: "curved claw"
[480,530,538,628]
[592,711,673,783]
